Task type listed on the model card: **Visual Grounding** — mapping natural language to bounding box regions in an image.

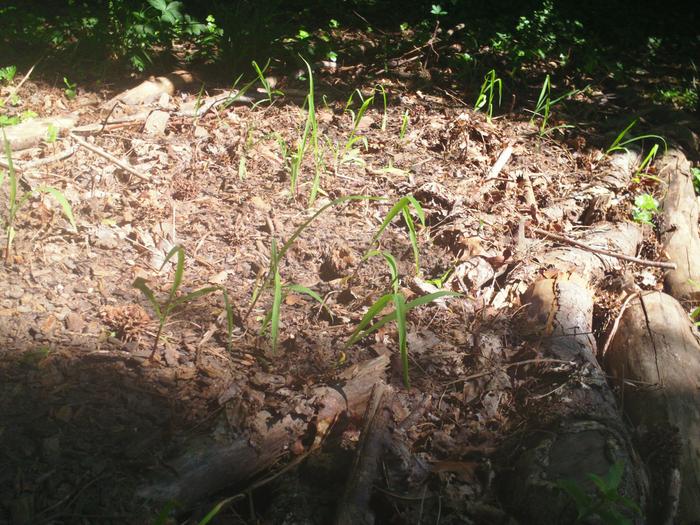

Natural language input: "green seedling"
[1,134,76,262]
[557,460,641,524]
[399,110,410,139]
[251,59,284,108]
[375,84,388,132]
[529,75,582,136]
[474,69,502,122]
[63,77,77,100]
[259,239,330,353]
[346,250,459,387]
[289,56,322,205]
[45,123,58,144]
[371,195,426,274]
[246,195,378,343]
[0,66,17,85]
[606,120,667,181]
[133,245,233,357]
[631,193,658,225]
[691,167,700,195]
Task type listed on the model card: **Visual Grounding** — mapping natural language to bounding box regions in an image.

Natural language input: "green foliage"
[246,195,377,352]
[529,75,581,136]
[133,245,233,356]
[1,133,76,262]
[0,109,37,128]
[474,69,502,122]
[251,59,284,108]
[606,120,666,181]
[657,86,699,111]
[430,4,448,17]
[259,239,329,353]
[557,460,641,524]
[0,66,17,85]
[399,110,410,139]
[289,56,322,205]
[631,193,658,225]
[371,195,426,274]
[691,167,700,195]
[63,77,77,100]
[346,252,459,387]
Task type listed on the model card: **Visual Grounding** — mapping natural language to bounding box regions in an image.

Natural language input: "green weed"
[1,133,76,262]
[63,77,77,100]
[346,249,458,387]
[474,69,502,122]
[557,460,641,524]
[133,245,233,357]
[631,193,658,225]
[371,195,426,274]
[691,167,700,195]
[0,66,16,85]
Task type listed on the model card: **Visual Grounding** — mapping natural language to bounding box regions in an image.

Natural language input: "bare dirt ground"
[0,56,698,524]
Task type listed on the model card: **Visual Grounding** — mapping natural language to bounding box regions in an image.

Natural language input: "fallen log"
[499,221,650,523]
[605,291,700,523]
[657,149,700,303]
[138,354,389,507]
[335,381,394,525]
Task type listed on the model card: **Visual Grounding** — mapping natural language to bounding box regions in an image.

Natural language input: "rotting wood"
[335,381,393,525]
[1,115,77,152]
[500,219,650,523]
[530,226,676,270]
[605,291,700,523]
[138,354,390,508]
[657,149,700,303]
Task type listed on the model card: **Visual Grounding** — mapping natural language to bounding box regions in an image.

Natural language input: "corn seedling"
[346,250,459,387]
[529,75,582,136]
[289,56,323,205]
[606,120,667,182]
[399,110,410,139]
[631,193,658,225]
[375,84,388,131]
[1,134,76,262]
[0,66,16,85]
[259,239,330,353]
[474,69,502,122]
[251,59,284,108]
[133,245,233,357]
[556,460,641,524]
[246,195,378,345]
[371,195,426,274]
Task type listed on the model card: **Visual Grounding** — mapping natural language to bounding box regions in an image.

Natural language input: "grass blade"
[133,277,162,319]
[37,186,77,230]
[393,293,409,387]
[346,293,393,347]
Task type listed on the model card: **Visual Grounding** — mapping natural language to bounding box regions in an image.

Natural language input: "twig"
[487,144,513,180]
[6,59,40,100]
[600,291,640,359]
[70,133,150,181]
[530,226,677,270]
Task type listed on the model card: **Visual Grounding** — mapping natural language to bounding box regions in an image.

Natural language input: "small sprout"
[474,69,502,122]
[631,193,658,225]
[63,77,77,100]
[133,245,233,358]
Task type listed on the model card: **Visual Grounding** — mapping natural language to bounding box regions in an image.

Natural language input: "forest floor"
[0,39,699,524]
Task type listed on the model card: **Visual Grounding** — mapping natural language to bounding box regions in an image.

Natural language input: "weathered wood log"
[335,382,395,525]
[0,115,76,153]
[500,218,650,523]
[605,291,700,523]
[501,273,649,524]
[657,149,700,303]
[137,354,389,507]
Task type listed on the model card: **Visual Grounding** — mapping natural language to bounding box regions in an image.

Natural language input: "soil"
[0,52,698,523]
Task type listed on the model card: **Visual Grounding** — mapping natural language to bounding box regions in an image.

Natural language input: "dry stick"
[487,144,513,180]
[530,226,677,270]
[70,133,150,181]
[6,59,39,101]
